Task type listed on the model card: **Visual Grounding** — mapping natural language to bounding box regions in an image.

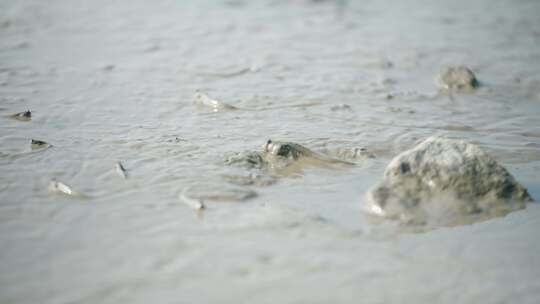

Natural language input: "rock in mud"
[437,66,479,92]
[364,137,532,227]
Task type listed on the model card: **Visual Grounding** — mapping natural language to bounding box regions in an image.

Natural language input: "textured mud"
[1,0,540,303]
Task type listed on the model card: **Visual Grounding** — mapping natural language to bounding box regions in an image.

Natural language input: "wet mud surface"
[1,0,540,303]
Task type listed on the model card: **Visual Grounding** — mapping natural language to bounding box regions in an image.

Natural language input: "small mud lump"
[437,66,479,92]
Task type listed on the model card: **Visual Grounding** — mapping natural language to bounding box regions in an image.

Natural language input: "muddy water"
[1,0,540,303]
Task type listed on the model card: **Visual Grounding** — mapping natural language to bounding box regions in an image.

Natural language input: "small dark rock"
[437,66,479,92]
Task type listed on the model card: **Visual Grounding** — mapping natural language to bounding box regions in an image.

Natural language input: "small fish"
[115,161,128,179]
[31,139,51,150]
[179,188,205,211]
[48,179,77,196]
[10,110,31,121]
[193,92,237,112]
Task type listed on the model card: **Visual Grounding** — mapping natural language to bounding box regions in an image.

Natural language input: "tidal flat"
[1,0,540,303]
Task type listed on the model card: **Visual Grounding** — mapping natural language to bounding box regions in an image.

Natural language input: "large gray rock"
[437,66,479,92]
[364,137,532,227]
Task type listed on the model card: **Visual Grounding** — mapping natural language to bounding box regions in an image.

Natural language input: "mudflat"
[1,0,539,303]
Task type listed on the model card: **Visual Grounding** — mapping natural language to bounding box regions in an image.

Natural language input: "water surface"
[1,0,540,303]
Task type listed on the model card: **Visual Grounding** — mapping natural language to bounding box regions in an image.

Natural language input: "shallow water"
[1,0,540,303]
